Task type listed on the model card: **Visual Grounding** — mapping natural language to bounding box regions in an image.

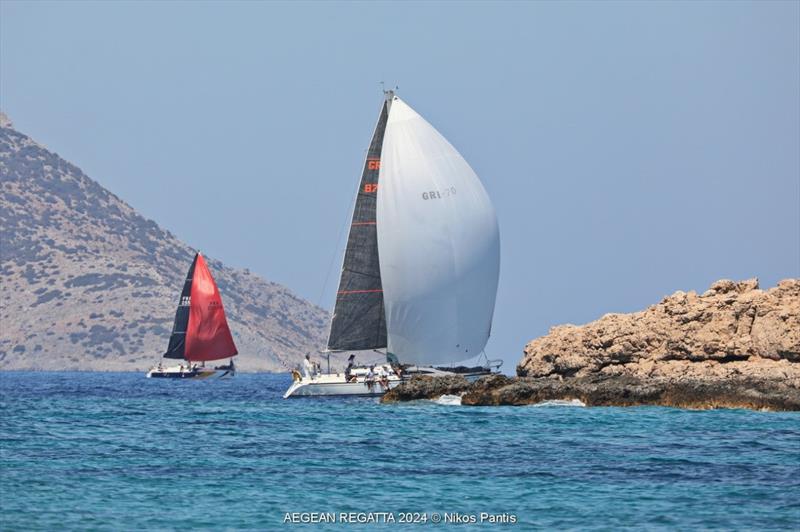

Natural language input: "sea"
[1,372,798,531]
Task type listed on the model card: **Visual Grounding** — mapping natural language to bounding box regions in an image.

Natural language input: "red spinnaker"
[185,254,238,361]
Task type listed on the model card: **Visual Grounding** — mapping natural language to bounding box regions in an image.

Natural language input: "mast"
[163,253,199,359]
[326,94,392,352]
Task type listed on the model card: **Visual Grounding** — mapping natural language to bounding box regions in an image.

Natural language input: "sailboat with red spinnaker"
[147,252,238,379]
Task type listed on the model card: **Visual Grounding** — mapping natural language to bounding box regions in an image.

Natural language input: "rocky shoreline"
[383,279,800,411]
[382,372,800,410]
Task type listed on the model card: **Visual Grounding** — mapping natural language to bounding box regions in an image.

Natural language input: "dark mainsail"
[327,99,390,351]
[163,253,199,359]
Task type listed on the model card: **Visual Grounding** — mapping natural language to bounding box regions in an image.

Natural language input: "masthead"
[380,81,398,101]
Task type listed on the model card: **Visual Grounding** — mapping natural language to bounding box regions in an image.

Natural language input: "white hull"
[283,379,400,398]
[284,364,401,398]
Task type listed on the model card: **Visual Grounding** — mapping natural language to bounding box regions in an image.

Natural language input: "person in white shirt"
[377,366,391,392]
[364,365,376,392]
[302,354,316,380]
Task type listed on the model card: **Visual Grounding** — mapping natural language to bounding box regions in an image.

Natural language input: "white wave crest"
[531,399,586,407]
[433,394,463,406]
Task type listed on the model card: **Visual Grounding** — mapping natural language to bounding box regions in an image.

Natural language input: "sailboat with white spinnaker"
[283,91,501,398]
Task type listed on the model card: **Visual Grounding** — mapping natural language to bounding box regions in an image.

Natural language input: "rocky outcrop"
[518,279,799,383]
[0,114,336,371]
[384,279,800,410]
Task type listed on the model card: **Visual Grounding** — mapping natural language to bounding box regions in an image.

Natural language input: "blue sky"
[2,1,798,369]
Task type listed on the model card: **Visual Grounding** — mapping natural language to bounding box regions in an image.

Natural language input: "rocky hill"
[385,279,800,410]
[0,112,333,371]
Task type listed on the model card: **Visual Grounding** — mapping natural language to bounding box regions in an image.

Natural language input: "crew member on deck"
[364,365,376,392]
[378,366,390,392]
[303,354,316,379]
[344,354,356,382]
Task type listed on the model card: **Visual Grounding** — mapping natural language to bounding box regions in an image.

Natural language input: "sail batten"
[326,100,390,352]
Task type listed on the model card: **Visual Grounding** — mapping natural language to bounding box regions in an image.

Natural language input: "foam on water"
[432,394,463,406]
[531,398,587,407]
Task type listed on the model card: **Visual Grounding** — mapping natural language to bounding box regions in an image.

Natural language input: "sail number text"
[422,187,456,200]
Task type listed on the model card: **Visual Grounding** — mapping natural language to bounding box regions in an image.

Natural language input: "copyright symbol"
[430,513,441,523]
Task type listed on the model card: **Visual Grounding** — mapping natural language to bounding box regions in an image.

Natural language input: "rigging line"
[315,149,367,309]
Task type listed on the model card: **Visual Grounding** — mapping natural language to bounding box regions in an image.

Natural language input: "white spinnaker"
[376,97,500,366]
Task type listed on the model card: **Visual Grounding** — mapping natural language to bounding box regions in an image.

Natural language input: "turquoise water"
[1,372,798,530]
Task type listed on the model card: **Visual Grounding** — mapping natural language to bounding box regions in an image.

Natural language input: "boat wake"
[433,394,463,406]
[530,399,586,408]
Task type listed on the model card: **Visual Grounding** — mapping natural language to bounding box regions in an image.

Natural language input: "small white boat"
[284,90,501,399]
